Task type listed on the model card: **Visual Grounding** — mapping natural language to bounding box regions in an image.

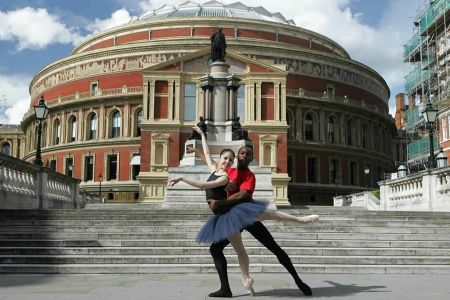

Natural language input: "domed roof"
[131,1,296,25]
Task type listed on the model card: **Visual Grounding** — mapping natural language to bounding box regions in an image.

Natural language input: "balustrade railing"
[0,153,102,209]
[286,88,388,115]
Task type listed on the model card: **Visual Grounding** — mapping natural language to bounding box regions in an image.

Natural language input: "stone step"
[1,247,450,256]
[1,255,450,265]
[2,263,450,274]
[3,239,450,248]
[2,225,450,234]
[1,232,450,241]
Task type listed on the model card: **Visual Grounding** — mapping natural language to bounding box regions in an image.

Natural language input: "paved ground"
[1,273,450,300]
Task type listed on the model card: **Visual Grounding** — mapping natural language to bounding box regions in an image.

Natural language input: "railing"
[418,0,450,33]
[23,86,143,122]
[404,67,436,92]
[378,165,450,211]
[403,33,421,58]
[286,89,388,115]
[407,136,439,161]
[0,153,102,209]
[333,191,380,210]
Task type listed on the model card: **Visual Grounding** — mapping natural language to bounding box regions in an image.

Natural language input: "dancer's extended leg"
[228,232,255,296]
[245,221,312,296]
[256,211,319,223]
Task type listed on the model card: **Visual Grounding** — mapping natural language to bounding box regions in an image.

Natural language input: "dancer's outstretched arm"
[192,125,217,173]
[166,175,228,190]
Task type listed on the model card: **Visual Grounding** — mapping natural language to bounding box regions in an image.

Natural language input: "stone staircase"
[1,205,450,274]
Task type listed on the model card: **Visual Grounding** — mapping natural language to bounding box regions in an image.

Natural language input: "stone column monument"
[163,30,275,209]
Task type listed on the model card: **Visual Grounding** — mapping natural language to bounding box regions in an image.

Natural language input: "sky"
[0,0,427,124]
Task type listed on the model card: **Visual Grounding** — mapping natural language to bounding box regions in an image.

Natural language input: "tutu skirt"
[196,200,268,244]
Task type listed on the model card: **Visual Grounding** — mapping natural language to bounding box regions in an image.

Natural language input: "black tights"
[210,221,305,293]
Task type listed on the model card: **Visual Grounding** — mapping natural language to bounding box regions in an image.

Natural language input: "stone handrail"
[0,153,102,209]
[333,191,380,210]
[378,165,450,211]
[286,88,389,116]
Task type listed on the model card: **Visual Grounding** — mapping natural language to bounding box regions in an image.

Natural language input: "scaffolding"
[403,0,450,169]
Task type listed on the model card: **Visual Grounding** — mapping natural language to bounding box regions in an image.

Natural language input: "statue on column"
[188,117,207,140]
[232,117,250,141]
[210,28,226,62]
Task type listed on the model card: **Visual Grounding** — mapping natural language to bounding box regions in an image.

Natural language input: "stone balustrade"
[0,153,102,209]
[333,191,380,210]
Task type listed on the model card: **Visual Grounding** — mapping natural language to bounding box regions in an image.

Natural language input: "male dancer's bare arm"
[207,189,250,213]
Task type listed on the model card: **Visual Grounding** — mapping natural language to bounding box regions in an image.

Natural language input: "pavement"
[1,273,450,300]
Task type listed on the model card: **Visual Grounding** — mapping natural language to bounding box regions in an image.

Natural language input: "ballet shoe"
[243,277,255,296]
[296,281,313,296]
[299,214,319,223]
[208,289,232,298]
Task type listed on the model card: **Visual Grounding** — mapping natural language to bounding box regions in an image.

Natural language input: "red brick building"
[17,1,396,205]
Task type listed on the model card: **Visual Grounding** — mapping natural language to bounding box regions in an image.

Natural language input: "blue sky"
[0,0,424,124]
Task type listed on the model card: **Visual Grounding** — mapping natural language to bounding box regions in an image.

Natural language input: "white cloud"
[0,74,31,124]
[86,9,131,33]
[0,7,83,50]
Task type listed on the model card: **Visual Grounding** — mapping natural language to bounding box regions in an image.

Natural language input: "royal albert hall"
[20,1,396,205]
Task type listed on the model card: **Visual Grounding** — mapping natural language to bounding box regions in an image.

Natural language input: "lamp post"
[99,173,103,196]
[421,100,438,169]
[33,95,49,166]
[364,166,370,191]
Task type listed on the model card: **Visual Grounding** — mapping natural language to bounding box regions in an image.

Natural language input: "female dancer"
[166,126,318,295]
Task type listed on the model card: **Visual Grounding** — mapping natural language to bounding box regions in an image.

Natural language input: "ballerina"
[166,126,318,296]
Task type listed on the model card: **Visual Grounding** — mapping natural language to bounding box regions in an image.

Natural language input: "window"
[84,156,94,181]
[307,157,318,183]
[53,119,61,144]
[107,154,118,180]
[49,159,57,172]
[349,161,356,185]
[91,81,99,96]
[88,114,97,140]
[237,85,245,121]
[346,120,353,145]
[42,123,47,148]
[304,114,314,141]
[68,116,77,142]
[287,111,294,140]
[131,153,140,180]
[111,110,121,138]
[362,123,368,147]
[1,143,11,155]
[327,117,335,143]
[330,158,339,184]
[287,155,293,182]
[136,109,143,137]
[443,116,448,141]
[184,84,196,121]
[65,157,74,177]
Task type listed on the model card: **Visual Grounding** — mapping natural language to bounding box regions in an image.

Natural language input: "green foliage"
[371,190,380,199]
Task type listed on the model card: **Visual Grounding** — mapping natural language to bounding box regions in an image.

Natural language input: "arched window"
[135,109,143,137]
[87,113,97,140]
[327,116,336,143]
[68,115,77,142]
[53,119,61,145]
[111,110,121,138]
[304,113,314,141]
[1,143,11,155]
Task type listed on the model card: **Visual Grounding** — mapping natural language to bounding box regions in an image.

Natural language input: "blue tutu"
[196,200,269,244]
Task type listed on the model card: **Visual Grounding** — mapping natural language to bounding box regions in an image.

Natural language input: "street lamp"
[99,173,103,196]
[436,148,448,168]
[421,100,438,169]
[33,95,49,166]
[364,166,370,190]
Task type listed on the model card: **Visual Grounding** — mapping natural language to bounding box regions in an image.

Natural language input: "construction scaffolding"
[403,0,450,170]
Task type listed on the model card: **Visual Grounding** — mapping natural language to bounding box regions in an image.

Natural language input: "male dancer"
[206,145,313,298]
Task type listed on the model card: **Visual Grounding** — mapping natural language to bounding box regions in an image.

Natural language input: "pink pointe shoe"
[299,214,319,223]
[243,277,255,296]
